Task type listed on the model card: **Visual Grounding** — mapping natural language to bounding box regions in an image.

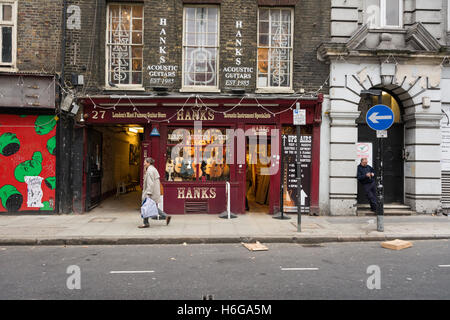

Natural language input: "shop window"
[182,6,219,91]
[106,4,143,88]
[380,0,402,28]
[0,1,16,68]
[165,127,230,182]
[257,7,293,91]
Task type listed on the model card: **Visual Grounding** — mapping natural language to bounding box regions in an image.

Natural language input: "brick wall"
[63,0,330,95]
[16,0,63,74]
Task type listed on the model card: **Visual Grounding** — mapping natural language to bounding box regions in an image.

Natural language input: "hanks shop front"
[80,95,322,215]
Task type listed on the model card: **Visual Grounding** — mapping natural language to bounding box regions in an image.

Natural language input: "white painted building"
[318,0,450,215]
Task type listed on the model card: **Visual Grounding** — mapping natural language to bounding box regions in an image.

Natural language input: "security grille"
[185,201,208,214]
[442,172,450,208]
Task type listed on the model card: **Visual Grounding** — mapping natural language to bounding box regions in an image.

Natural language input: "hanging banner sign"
[281,134,311,213]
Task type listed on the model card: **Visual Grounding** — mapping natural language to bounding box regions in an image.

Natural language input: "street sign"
[366,104,394,131]
[356,142,373,167]
[376,130,387,138]
[293,109,306,125]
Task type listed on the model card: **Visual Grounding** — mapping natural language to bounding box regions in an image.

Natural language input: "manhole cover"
[89,217,117,223]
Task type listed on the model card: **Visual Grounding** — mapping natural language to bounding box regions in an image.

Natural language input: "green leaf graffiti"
[14,151,43,182]
[47,136,56,155]
[0,185,23,212]
[0,132,20,156]
[35,115,56,135]
[44,177,56,190]
[39,201,53,211]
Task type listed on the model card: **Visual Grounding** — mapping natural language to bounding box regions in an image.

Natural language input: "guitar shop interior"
[165,127,230,183]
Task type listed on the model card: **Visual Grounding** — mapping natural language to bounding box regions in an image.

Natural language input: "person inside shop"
[357,157,377,212]
[139,157,172,228]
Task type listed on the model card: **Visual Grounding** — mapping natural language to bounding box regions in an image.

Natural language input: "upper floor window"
[447,0,450,32]
[0,1,16,68]
[257,8,293,91]
[106,4,143,88]
[182,6,219,91]
[380,0,402,28]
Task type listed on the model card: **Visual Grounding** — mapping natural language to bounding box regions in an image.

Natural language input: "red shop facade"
[80,95,323,215]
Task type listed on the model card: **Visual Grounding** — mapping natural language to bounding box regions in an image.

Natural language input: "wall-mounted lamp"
[381,62,396,86]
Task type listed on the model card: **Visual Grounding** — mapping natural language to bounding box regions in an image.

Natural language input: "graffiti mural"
[0,114,56,212]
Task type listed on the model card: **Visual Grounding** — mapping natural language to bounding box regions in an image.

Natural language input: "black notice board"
[281,134,311,213]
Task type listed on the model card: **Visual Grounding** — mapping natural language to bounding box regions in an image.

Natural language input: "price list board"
[281,134,312,213]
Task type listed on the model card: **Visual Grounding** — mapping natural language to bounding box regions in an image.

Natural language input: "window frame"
[181,5,221,93]
[380,0,403,29]
[104,2,144,90]
[447,0,450,32]
[0,0,17,70]
[256,7,294,93]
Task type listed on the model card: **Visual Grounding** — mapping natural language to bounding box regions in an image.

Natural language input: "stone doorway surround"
[317,22,447,215]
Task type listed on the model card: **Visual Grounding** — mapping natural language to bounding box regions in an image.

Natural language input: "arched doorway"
[357,89,404,204]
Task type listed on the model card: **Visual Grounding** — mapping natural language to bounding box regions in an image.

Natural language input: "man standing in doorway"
[357,157,377,212]
[139,157,172,228]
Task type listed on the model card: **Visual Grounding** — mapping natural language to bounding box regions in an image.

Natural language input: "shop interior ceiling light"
[129,127,144,134]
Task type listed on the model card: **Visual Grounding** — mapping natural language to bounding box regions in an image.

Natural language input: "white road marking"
[438,265,450,268]
[109,270,155,274]
[281,267,319,271]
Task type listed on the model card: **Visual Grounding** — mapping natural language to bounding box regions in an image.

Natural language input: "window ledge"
[179,87,221,93]
[0,66,18,72]
[103,86,146,91]
[255,88,295,94]
[367,27,406,33]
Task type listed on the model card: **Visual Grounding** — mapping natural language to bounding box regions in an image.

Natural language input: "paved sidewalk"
[0,191,448,245]
[0,210,449,245]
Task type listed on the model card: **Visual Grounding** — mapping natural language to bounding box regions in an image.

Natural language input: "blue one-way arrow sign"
[366,104,394,131]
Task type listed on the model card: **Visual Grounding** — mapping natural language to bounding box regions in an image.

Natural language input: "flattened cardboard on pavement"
[381,239,413,250]
[242,241,268,251]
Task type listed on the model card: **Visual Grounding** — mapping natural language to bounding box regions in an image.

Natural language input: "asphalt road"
[0,240,449,300]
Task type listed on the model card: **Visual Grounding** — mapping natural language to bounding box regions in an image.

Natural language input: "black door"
[86,129,102,210]
[357,124,404,204]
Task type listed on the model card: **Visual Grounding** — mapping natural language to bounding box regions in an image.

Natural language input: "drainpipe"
[61,0,67,82]
[56,0,68,214]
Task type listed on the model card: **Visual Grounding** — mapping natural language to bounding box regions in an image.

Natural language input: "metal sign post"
[273,159,290,219]
[366,103,394,232]
[293,103,306,232]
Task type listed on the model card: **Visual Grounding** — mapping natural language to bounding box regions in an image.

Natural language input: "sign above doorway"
[366,104,394,131]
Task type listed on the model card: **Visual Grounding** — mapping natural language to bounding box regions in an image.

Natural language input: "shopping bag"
[141,197,158,219]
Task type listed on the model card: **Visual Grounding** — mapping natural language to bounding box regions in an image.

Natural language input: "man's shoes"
[138,225,149,228]
[166,216,172,226]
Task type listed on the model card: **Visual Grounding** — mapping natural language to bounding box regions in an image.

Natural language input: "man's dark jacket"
[357,164,375,184]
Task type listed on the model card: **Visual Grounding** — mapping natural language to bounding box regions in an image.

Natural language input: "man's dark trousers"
[364,180,377,211]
